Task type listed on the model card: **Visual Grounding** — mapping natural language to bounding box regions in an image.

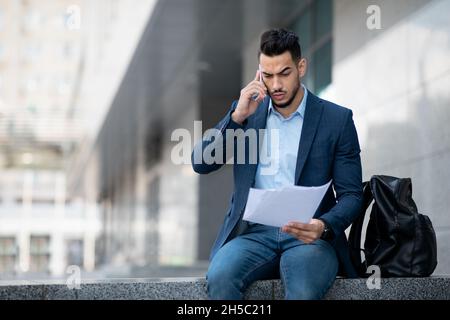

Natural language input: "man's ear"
[297,58,307,78]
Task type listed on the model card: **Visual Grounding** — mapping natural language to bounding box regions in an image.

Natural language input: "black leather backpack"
[349,175,437,277]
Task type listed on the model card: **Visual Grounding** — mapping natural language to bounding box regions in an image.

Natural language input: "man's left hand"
[281,219,325,244]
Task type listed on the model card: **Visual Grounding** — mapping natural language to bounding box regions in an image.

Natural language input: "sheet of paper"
[242,181,332,227]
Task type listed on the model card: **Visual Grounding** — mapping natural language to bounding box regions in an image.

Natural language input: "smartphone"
[252,64,263,101]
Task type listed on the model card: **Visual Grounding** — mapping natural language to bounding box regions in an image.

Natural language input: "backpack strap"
[348,181,374,276]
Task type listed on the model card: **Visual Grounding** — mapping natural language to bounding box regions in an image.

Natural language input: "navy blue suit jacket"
[192,91,363,278]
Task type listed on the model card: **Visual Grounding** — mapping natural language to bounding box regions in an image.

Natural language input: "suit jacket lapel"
[294,91,324,184]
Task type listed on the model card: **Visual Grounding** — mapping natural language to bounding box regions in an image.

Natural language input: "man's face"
[259,51,307,108]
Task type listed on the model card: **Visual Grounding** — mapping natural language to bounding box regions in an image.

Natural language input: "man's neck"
[274,85,305,119]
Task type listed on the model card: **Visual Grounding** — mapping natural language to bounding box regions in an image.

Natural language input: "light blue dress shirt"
[254,85,308,189]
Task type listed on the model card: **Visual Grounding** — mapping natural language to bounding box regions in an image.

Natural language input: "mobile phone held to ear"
[252,64,263,101]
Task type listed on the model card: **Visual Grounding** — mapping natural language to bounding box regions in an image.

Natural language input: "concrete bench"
[0,277,449,300]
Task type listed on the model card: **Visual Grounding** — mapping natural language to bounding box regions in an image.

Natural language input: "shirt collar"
[268,84,308,119]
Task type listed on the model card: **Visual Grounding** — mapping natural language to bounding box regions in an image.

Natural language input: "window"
[29,235,50,273]
[22,9,42,33]
[22,43,42,62]
[25,76,40,93]
[290,0,333,95]
[66,239,83,267]
[56,76,71,95]
[62,42,74,59]
[0,237,17,273]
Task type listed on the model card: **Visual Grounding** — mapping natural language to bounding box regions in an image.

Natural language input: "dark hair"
[258,28,302,62]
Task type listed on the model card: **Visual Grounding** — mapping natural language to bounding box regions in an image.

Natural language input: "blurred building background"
[0,0,156,278]
[0,0,449,279]
[0,0,94,277]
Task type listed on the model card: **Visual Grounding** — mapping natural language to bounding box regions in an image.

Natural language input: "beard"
[271,79,301,109]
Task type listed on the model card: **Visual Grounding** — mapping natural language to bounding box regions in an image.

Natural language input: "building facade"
[0,0,155,277]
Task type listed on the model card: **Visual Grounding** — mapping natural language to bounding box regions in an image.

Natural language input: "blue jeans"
[207,223,339,300]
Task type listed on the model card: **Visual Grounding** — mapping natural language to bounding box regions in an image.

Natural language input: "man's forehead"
[259,52,295,73]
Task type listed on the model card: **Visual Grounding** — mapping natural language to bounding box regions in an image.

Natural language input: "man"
[192,29,363,300]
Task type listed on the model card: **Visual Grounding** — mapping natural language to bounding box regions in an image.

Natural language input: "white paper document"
[243,181,332,227]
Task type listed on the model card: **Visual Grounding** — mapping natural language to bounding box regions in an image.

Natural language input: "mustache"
[270,90,286,94]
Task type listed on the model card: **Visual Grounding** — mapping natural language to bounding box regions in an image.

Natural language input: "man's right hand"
[231,70,267,125]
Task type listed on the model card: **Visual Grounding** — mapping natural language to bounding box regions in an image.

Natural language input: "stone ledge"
[0,277,449,300]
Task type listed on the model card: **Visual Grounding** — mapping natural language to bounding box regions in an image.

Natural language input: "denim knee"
[206,263,243,299]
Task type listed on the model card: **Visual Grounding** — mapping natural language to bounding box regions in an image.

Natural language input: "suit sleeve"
[191,100,245,174]
[319,110,363,237]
